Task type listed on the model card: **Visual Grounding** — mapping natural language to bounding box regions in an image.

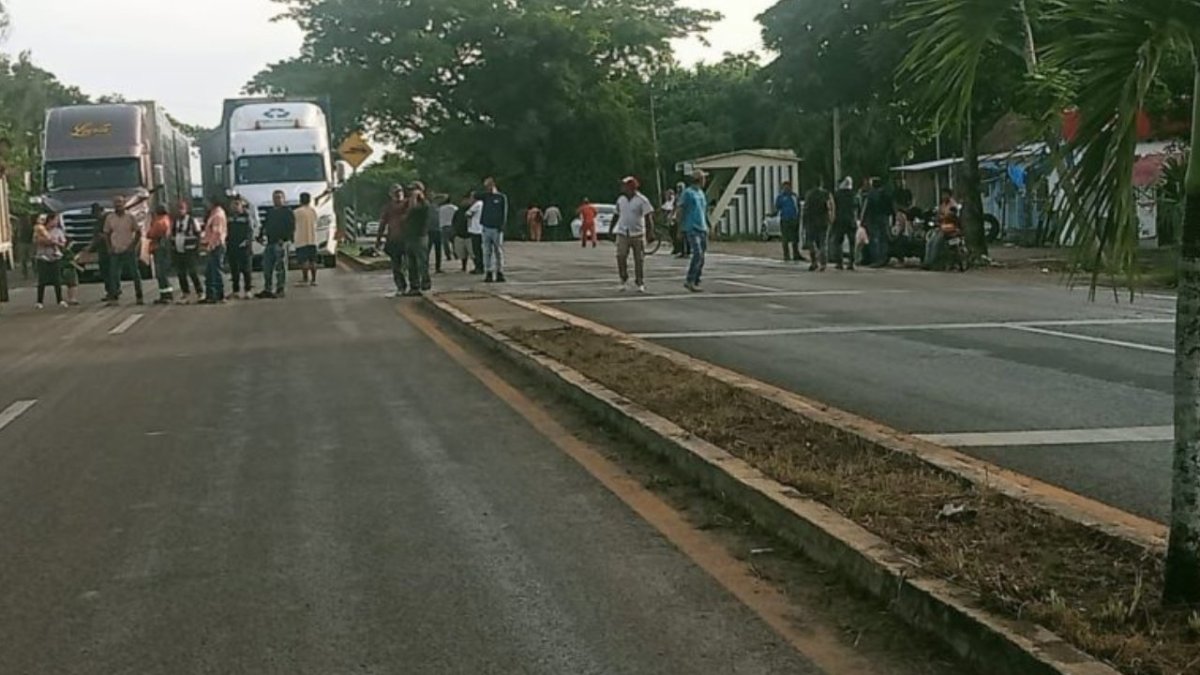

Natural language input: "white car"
[570,204,618,240]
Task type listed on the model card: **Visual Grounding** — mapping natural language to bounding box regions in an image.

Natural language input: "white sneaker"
[59,301,69,308]
[637,285,646,294]
[617,282,628,292]
[390,290,405,298]
[35,303,43,309]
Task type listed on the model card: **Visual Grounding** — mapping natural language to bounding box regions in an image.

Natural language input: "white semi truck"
[198,98,346,266]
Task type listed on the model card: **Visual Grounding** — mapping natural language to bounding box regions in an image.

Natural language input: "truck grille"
[61,212,99,251]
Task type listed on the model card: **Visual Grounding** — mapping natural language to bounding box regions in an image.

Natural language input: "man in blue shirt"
[680,169,710,292]
[774,181,801,262]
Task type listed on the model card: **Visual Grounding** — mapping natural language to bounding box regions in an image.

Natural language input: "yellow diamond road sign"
[338,131,374,169]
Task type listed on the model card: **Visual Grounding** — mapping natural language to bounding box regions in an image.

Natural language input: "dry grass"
[511,326,1200,675]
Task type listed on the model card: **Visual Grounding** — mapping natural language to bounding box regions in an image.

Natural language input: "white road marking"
[632,317,1173,340]
[109,314,145,335]
[718,279,783,292]
[918,425,1173,447]
[504,273,762,287]
[1007,325,1174,355]
[0,400,37,433]
[545,290,868,305]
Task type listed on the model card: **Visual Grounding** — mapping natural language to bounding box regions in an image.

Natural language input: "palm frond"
[1044,0,1198,293]
[895,0,1020,130]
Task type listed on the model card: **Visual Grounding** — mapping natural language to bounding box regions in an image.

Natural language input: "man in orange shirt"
[578,198,598,248]
[147,205,174,304]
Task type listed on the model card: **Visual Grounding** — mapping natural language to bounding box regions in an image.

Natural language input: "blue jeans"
[482,228,504,274]
[205,245,226,300]
[263,242,287,293]
[686,231,708,285]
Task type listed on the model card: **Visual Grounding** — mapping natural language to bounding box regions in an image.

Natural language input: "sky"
[5,0,774,129]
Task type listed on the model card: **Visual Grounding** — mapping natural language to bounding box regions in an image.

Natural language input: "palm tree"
[896,0,1046,259]
[1045,0,1200,605]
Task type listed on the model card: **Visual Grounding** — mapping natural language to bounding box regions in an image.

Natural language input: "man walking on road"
[201,197,228,304]
[614,176,654,293]
[103,195,144,306]
[681,170,710,292]
[803,179,834,272]
[829,177,859,270]
[410,181,434,292]
[294,192,320,287]
[14,214,33,280]
[452,191,473,272]
[480,177,508,283]
[227,198,254,298]
[774,182,801,262]
[377,184,411,296]
[258,190,294,299]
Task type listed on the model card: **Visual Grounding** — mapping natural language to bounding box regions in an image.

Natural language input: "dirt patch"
[509,325,1199,675]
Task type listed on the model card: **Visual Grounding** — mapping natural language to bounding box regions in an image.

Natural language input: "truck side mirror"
[335,161,351,186]
[153,164,165,189]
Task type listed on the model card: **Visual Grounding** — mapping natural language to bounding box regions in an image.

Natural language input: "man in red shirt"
[578,198,598,248]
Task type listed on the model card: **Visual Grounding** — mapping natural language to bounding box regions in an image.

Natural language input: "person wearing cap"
[680,169,710,292]
[614,176,654,293]
[376,184,411,296]
[479,177,508,283]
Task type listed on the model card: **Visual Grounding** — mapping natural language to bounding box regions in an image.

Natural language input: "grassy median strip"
[509,325,1199,675]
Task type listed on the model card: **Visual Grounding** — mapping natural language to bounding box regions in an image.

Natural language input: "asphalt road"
[460,242,1177,523]
[0,273,821,674]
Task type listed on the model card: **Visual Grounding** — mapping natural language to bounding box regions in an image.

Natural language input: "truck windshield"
[44,158,141,192]
[235,154,326,185]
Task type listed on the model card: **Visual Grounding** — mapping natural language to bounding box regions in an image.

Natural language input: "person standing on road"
[14,214,33,280]
[614,177,654,293]
[83,203,114,300]
[480,177,508,283]
[404,181,433,295]
[258,190,295,299]
[803,179,833,272]
[681,170,710,292]
[294,192,320,287]
[438,196,458,264]
[466,191,484,275]
[452,191,473,272]
[226,197,254,299]
[201,197,228,304]
[376,184,411,296]
[544,204,562,242]
[147,205,174,305]
[526,203,544,242]
[861,178,894,268]
[170,199,203,304]
[829,177,860,270]
[774,182,802,262]
[103,195,145,306]
[578,198,598,248]
[421,183,441,278]
[33,212,67,309]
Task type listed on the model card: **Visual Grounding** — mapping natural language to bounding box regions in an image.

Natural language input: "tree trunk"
[1164,65,1200,607]
[961,113,989,257]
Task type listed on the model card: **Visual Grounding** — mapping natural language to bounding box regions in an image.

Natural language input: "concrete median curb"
[421,293,1122,675]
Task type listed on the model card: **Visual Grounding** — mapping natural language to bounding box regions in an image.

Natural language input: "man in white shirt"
[466,194,484,275]
[614,176,655,293]
[544,204,562,241]
[438,198,458,263]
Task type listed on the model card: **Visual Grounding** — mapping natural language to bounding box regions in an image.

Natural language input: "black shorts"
[296,245,318,263]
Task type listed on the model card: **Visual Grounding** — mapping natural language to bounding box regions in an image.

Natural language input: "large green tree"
[251,0,717,217]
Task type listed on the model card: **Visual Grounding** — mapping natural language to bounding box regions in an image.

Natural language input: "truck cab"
[226,102,341,265]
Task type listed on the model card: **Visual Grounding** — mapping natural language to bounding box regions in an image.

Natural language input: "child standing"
[60,245,81,306]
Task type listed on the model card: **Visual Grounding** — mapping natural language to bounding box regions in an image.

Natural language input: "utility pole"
[650,88,664,204]
[832,106,843,184]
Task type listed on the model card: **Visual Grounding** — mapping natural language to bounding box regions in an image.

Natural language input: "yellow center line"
[397,302,880,674]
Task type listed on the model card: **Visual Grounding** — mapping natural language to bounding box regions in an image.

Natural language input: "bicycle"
[645,222,673,256]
